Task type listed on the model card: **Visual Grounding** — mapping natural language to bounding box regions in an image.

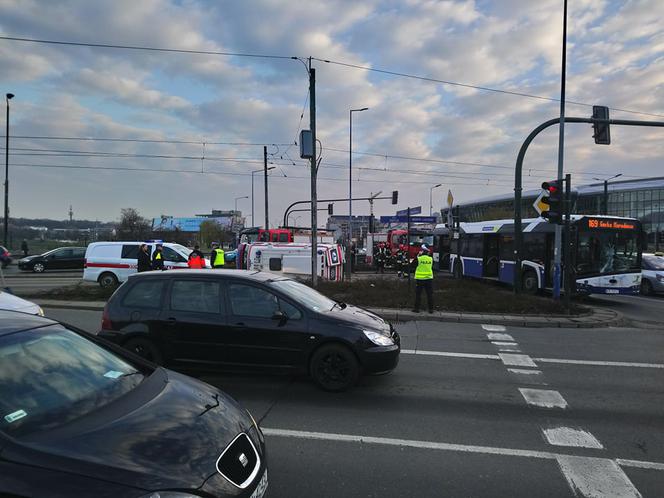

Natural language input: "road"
[588,293,663,326]
[1,266,87,294]
[45,308,664,497]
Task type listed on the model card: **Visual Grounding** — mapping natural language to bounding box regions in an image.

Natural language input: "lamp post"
[252,167,274,227]
[4,93,14,247]
[429,183,442,216]
[348,106,369,281]
[593,173,622,215]
[234,195,248,232]
[294,215,302,227]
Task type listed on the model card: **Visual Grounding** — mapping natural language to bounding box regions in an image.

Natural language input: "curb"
[36,300,625,329]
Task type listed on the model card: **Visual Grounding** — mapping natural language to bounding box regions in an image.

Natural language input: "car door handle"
[166,317,177,326]
[234,322,246,327]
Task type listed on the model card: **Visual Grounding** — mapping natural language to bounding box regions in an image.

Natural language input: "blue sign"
[380,216,437,224]
[152,216,233,232]
[396,206,422,216]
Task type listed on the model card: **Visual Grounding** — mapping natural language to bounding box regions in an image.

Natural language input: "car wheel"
[641,279,654,296]
[124,337,163,365]
[32,262,45,273]
[310,343,360,392]
[522,270,539,295]
[98,272,119,288]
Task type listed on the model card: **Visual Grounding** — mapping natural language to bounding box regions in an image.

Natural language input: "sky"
[1,0,663,225]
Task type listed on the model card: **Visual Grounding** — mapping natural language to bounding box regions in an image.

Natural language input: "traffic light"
[391,190,398,205]
[592,105,610,145]
[541,179,564,224]
[327,203,334,215]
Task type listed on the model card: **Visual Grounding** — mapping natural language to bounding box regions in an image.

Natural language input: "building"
[444,176,664,250]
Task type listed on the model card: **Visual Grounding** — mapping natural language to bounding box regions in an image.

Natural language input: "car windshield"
[576,230,640,275]
[0,325,146,438]
[269,279,338,312]
[644,255,664,270]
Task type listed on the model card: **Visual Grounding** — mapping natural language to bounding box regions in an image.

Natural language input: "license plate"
[605,289,619,294]
[250,469,268,498]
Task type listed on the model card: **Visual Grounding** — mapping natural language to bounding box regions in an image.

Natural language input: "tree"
[117,208,150,241]
[199,220,226,248]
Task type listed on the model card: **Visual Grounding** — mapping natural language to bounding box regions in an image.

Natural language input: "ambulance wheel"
[310,343,360,392]
[99,272,119,288]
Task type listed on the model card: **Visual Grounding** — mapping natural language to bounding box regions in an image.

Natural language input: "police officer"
[412,244,434,313]
[210,242,225,269]
[151,244,165,270]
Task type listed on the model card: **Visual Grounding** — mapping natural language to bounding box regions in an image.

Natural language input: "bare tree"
[117,208,150,241]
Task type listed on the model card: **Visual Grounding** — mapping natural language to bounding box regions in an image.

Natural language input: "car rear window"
[0,325,145,438]
[122,280,165,309]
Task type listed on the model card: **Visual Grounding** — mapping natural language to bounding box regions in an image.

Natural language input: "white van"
[83,242,197,287]
[245,242,344,281]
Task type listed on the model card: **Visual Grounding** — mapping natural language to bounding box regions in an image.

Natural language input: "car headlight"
[363,329,394,346]
[37,307,45,317]
[657,274,664,282]
[246,408,264,444]
[141,493,202,498]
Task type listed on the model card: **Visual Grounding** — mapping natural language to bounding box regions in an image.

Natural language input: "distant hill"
[4,217,115,229]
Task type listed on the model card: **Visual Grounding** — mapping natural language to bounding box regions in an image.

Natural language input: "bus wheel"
[641,279,654,296]
[522,270,539,294]
[453,261,463,279]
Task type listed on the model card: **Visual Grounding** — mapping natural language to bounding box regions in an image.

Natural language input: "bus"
[449,215,643,295]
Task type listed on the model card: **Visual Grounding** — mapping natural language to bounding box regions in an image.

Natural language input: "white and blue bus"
[449,215,643,295]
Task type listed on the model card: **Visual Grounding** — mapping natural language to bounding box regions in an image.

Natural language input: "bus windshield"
[576,230,640,276]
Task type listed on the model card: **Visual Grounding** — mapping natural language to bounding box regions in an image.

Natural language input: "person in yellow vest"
[412,244,434,313]
[151,244,165,271]
[210,242,225,269]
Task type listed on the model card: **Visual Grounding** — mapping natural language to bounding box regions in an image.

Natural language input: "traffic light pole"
[513,116,664,293]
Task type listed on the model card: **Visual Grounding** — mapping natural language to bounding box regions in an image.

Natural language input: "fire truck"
[366,228,434,266]
[238,227,293,244]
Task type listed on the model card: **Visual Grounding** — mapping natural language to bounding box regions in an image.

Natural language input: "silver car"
[0,290,44,315]
[641,252,664,295]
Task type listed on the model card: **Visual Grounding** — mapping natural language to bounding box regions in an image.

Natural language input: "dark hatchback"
[18,246,86,272]
[100,269,400,391]
[0,310,268,498]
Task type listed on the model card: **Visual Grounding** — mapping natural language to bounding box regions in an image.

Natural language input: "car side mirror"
[272,310,287,324]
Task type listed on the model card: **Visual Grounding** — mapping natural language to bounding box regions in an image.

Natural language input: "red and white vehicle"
[83,241,200,287]
[366,229,434,264]
[243,242,344,281]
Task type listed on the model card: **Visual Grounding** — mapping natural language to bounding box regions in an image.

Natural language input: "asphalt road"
[1,266,86,294]
[588,293,664,326]
[44,308,664,497]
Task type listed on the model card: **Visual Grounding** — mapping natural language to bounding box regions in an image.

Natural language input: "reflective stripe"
[415,255,433,280]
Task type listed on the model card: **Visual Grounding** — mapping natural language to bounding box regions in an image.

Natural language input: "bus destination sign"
[586,218,636,230]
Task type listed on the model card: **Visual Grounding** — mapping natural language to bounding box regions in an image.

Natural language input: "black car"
[100,269,400,391]
[18,246,87,272]
[0,310,268,498]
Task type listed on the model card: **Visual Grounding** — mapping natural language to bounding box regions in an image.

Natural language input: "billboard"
[151,216,233,232]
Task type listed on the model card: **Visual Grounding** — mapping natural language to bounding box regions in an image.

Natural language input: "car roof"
[127,269,291,282]
[0,309,59,337]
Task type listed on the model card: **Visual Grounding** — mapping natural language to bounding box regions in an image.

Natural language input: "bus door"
[483,234,500,278]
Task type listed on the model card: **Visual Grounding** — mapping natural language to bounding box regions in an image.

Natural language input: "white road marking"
[399,350,664,369]
[543,427,604,449]
[499,353,537,368]
[519,388,568,409]
[482,324,507,332]
[263,427,664,474]
[534,357,664,369]
[507,368,547,385]
[486,332,514,341]
[492,341,521,352]
[401,349,500,360]
[557,455,642,498]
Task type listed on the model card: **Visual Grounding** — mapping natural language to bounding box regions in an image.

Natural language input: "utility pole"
[69,205,73,223]
[4,93,14,247]
[309,59,318,287]
[263,145,269,229]
[553,0,568,300]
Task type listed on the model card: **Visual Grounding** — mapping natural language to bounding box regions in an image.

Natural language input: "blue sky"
[1,0,663,224]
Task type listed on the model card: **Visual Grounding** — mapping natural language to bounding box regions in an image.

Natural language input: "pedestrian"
[375,243,387,274]
[21,239,28,257]
[210,242,225,269]
[412,244,434,314]
[152,243,165,271]
[188,245,205,269]
[137,243,151,272]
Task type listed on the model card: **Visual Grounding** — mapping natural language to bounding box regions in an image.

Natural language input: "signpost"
[379,216,437,224]
[397,206,421,216]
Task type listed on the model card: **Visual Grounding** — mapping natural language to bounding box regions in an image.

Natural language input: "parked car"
[18,246,86,272]
[0,245,11,269]
[100,269,400,391]
[83,241,203,288]
[641,252,664,295]
[0,291,44,315]
[0,310,268,498]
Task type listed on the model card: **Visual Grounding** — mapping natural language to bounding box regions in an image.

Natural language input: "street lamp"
[593,173,622,215]
[4,93,14,247]
[234,195,249,214]
[429,183,442,216]
[252,167,274,227]
[348,106,369,280]
[294,215,302,227]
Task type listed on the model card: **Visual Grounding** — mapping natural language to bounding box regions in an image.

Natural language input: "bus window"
[499,235,514,261]
[523,233,546,265]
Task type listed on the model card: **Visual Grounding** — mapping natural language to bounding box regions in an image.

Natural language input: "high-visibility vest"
[155,252,162,260]
[414,254,433,280]
[213,248,225,267]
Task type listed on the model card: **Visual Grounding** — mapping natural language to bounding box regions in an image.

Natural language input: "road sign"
[380,215,437,224]
[533,190,550,216]
[447,190,454,207]
[396,206,421,216]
